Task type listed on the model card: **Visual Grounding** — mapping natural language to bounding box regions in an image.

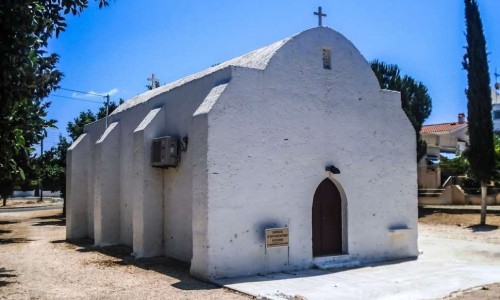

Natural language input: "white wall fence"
[418,185,500,205]
[12,190,62,198]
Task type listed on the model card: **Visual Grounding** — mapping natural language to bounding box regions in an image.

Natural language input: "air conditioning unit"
[151,136,179,168]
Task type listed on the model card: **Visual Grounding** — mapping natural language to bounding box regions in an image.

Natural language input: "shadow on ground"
[418,207,438,218]
[0,221,17,225]
[0,268,17,287]
[0,238,32,245]
[467,224,499,232]
[53,238,218,291]
[32,213,65,227]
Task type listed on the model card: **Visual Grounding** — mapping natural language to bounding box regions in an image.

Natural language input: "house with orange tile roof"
[418,113,469,188]
[491,86,500,132]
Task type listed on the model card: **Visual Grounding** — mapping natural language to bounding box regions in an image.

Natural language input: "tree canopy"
[0,0,109,203]
[370,60,433,161]
[41,136,70,197]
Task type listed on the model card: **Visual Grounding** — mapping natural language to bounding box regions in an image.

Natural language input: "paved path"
[0,203,63,213]
[217,237,500,299]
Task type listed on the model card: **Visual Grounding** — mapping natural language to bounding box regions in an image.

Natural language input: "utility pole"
[105,94,110,128]
[38,138,43,202]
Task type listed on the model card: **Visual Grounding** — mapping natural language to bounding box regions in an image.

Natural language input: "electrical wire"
[50,94,103,103]
[59,87,106,97]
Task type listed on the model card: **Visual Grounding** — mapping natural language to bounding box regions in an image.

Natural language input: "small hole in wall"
[323,48,331,70]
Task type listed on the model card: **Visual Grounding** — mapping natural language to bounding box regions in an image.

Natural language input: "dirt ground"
[0,207,499,299]
[0,208,250,299]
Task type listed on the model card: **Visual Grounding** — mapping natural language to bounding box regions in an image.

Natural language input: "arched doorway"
[312,178,343,256]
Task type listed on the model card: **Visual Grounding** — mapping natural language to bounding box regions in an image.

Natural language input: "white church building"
[66,26,418,280]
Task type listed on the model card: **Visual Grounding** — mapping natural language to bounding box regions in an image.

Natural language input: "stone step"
[312,255,361,270]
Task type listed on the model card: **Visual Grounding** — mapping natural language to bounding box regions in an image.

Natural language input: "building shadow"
[467,224,499,232]
[0,268,17,287]
[417,206,437,218]
[58,239,218,291]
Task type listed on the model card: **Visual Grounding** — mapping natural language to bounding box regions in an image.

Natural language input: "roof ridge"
[110,36,294,116]
[422,121,467,127]
[421,122,468,134]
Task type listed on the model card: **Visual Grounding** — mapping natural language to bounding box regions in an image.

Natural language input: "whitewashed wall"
[190,27,417,279]
[67,65,234,262]
[67,26,417,281]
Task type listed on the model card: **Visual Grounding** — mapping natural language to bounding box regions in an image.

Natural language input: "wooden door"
[312,179,342,256]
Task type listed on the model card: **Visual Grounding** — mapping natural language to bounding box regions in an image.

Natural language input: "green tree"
[494,134,500,182]
[40,136,70,214]
[0,0,109,206]
[463,0,494,225]
[97,98,124,119]
[440,155,470,180]
[370,60,433,161]
[67,110,97,141]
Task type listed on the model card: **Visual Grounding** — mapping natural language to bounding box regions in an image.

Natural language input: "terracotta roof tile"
[421,122,467,133]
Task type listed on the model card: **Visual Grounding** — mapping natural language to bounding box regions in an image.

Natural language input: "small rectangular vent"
[323,48,331,69]
[151,136,179,168]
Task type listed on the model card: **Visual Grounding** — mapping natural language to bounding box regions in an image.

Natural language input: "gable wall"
[197,28,417,279]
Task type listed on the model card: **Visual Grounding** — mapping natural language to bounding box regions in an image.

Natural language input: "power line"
[50,94,103,104]
[59,87,106,97]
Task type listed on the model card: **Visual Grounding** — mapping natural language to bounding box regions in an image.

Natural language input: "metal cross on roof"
[314,6,327,27]
[147,73,160,90]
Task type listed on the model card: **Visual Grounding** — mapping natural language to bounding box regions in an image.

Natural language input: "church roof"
[111,36,292,115]
[421,122,467,134]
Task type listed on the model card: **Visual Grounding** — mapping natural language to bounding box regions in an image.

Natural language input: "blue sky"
[43,0,500,149]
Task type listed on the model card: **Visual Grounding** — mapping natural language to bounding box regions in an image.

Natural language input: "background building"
[418,114,469,189]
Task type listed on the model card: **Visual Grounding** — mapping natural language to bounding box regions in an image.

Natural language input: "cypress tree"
[463,0,494,225]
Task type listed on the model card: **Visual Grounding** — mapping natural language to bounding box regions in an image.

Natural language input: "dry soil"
[0,206,499,299]
[0,208,250,299]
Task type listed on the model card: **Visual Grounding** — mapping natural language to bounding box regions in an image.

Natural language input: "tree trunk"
[2,197,6,207]
[480,181,487,225]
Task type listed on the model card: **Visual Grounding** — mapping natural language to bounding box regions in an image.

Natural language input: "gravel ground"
[0,207,499,299]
